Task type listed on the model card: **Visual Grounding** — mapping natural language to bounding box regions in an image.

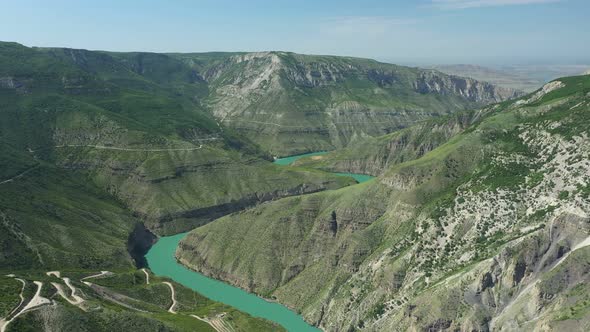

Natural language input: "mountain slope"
[431,64,590,93]
[0,42,354,235]
[2,42,519,234]
[175,52,522,156]
[1,270,283,332]
[291,109,487,176]
[0,41,301,331]
[0,41,532,331]
[177,75,590,331]
[0,145,136,270]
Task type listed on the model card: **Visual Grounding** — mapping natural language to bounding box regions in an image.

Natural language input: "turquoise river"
[145,152,374,331]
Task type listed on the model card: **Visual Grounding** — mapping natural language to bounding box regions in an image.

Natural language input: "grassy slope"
[0,277,22,318]
[0,146,136,271]
[0,42,354,235]
[292,109,486,176]
[5,270,282,332]
[177,75,590,330]
[178,180,389,295]
[0,41,566,330]
[0,42,336,330]
[178,51,520,156]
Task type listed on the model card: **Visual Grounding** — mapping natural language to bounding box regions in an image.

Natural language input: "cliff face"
[0,42,354,237]
[0,42,292,332]
[2,43,515,236]
[414,70,522,103]
[292,110,487,176]
[177,77,590,331]
[54,138,353,235]
[195,52,523,156]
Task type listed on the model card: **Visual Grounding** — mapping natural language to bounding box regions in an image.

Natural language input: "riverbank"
[145,233,320,331]
[144,152,375,331]
[274,152,375,183]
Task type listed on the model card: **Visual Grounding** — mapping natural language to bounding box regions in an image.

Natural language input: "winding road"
[54,144,204,152]
[81,270,112,282]
[142,269,227,331]
[142,268,150,285]
[162,282,177,314]
[0,166,38,185]
[47,271,85,309]
[0,280,50,332]
[0,278,26,332]
[2,268,233,332]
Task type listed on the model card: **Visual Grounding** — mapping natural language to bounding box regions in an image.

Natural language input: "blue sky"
[0,0,588,64]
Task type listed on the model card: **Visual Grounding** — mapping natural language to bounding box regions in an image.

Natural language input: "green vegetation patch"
[0,277,22,318]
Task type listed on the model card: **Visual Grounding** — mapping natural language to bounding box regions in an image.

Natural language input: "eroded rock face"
[414,70,522,103]
[0,76,22,89]
[177,78,590,331]
[56,141,353,236]
[200,52,522,155]
[516,80,566,105]
[468,213,590,332]
[0,76,27,93]
[293,110,485,176]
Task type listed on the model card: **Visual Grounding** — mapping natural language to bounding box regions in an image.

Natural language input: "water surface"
[273,151,328,165]
[333,172,374,183]
[145,233,320,332]
[274,152,375,184]
[145,151,374,331]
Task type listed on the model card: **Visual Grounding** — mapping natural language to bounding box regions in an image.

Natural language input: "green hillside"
[0,41,549,332]
[180,51,522,156]
[1,270,283,332]
[291,109,484,176]
[0,42,350,331]
[177,75,590,331]
[0,42,355,235]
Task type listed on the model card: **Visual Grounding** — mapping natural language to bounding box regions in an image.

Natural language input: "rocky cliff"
[177,76,590,331]
[414,69,520,102]
[292,109,488,176]
[0,42,355,237]
[182,52,523,156]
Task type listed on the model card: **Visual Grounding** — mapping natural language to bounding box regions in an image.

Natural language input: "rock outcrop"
[192,52,523,155]
[414,70,522,102]
[293,109,487,176]
[177,76,590,331]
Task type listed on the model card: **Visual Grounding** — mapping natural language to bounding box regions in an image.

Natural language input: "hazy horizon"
[3,39,588,70]
[1,0,588,67]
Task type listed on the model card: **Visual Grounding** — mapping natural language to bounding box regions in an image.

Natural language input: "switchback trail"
[0,278,26,332]
[0,280,51,332]
[0,166,39,185]
[142,268,150,285]
[162,282,177,314]
[81,271,112,282]
[54,144,204,152]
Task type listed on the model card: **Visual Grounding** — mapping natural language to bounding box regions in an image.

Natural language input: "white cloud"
[431,0,562,9]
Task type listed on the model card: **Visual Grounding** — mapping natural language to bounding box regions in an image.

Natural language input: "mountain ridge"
[185,51,522,155]
[0,40,554,332]
[177,75,590,331]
